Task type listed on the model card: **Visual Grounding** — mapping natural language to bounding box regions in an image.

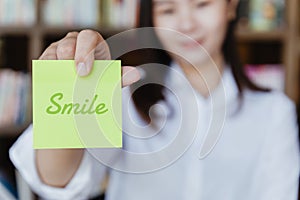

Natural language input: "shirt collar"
[167,62,239,108]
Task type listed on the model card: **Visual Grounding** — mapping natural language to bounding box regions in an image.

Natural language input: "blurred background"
[0,0,299,199]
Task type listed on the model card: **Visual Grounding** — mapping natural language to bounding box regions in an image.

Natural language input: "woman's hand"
[36,30,140,188]
[39,29,140,87]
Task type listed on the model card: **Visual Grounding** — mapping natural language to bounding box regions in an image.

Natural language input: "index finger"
[74,30,109,76]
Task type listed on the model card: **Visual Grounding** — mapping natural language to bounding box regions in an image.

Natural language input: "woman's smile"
[180,38,205,49]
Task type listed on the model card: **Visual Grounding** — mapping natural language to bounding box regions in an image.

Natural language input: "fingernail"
[136,66,146,79]
[123,69,141,85]
[77,62,88,76]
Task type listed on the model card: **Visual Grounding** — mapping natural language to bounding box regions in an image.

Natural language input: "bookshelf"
[0,0,136,70]
[235,0,299,104]
[236,24,285,42]
[284,0,299,104]
[0,0,136,136]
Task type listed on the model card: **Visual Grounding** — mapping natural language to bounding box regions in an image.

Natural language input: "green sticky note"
[32,60,122,149]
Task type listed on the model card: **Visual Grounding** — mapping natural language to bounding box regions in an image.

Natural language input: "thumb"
[76,49,95,76]
[122,66,141,87]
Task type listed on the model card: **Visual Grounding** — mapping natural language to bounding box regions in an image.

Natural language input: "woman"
[10,0,299,199]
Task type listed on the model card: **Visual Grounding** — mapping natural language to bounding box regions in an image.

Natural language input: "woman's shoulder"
[245,89,293,103]
[243,89,296,117]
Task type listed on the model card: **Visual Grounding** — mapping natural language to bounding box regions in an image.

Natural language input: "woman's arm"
[36,149,84,187]
[249,94,300,200]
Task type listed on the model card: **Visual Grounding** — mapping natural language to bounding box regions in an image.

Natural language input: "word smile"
[46,92,108,115]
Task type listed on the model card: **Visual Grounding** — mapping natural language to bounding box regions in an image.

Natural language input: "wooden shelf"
[0,26,36,36]
[299,37,300,55]
[235,27,285,42]
[39,26,125,36]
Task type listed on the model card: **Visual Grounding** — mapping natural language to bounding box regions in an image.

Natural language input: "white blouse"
[10,64,300,200]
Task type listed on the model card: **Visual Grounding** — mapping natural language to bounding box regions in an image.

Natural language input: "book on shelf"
[101,0,139,29]
[0,0,36,26]
[245,64,284,91]
[42,0,100,27]
[248,0,285,31]
[0,69,31,129]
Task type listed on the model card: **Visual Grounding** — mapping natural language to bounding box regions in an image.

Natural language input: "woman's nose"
[176,8,197,34]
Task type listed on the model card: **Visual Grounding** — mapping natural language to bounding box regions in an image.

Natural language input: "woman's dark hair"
[131,0,269,122]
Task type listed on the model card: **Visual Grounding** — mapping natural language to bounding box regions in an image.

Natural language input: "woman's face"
[153,0,237,66]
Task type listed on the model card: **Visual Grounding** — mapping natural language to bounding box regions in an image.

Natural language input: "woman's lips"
[181,39,204,49]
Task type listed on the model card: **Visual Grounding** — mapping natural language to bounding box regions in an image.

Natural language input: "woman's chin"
[177,52,211,67]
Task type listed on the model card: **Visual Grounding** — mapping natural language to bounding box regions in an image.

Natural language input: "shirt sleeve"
[249,94,300,200]
[9,125,108,200]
